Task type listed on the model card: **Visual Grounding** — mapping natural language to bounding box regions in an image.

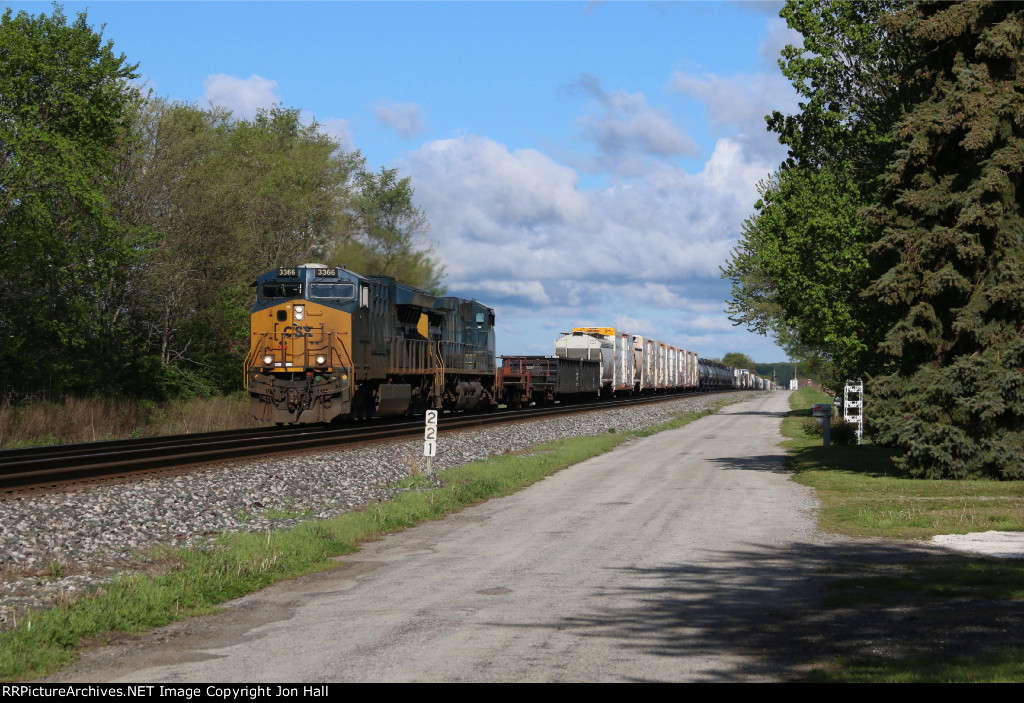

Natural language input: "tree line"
[723,1,1023,478]
[1,6,444,401]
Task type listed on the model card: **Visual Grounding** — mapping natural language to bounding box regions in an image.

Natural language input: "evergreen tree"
[867,2,1024,478]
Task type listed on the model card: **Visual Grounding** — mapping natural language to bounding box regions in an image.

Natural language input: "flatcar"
[245,264,496,423]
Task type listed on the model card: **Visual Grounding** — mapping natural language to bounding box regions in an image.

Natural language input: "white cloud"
[390,60,793,361]
[319,118,355,150]
[689,315,736,333]
[407,135,589,248]
[202,74,280,120]
[760,16,803,68]
[470,280,551,306]
[374,101,427,139]
[401,131,780,361]
[405,133,776,289]
[571,73,697,175]
[666,67,796,164]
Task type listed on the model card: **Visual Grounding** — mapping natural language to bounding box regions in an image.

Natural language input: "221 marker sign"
[423,410,438,458]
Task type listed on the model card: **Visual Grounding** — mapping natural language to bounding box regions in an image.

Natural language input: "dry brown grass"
[0,395,259,449]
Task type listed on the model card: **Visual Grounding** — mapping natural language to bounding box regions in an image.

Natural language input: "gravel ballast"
[0,395,736,624]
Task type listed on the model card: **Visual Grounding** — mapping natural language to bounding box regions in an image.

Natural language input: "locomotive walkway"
[48,392,839,682]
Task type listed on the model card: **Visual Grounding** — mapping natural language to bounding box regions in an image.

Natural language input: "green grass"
[785,388,1024,539]
[803,650,1024,683]
[782,387,1024,682]
[0,397,736,681]
[821,560,1024,606]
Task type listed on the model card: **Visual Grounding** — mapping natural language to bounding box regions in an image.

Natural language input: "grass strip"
[781,388,1024,683]
[785,388,1024,538]
[803,649,1024,683]
[0,397,735,681]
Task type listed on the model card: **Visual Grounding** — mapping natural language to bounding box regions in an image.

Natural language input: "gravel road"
[48,391,837,682]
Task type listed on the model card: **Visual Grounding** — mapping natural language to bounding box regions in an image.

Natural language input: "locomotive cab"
[246,265,359,423]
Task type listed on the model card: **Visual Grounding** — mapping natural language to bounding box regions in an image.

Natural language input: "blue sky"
[9,1,802,362]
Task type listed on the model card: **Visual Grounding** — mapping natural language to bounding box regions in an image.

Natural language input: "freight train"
[245,264,773,424]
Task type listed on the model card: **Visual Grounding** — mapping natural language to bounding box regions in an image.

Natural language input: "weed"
[0,395,259,450]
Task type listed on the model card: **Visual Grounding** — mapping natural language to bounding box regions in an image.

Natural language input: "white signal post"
[423,409,438,475]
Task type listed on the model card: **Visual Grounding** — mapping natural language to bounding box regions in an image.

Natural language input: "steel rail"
[0,392,727,492]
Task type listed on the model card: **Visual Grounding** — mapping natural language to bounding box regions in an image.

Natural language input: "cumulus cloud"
[570,73,697,175]
[470,280,551,306]
[407,135,589,247]
[405,133,773,288]
[374,101,427,139]
[203,74,280,120]
[666,67,796,164]
[399,130,786,359]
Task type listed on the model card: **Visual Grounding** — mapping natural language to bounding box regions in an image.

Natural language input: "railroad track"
[0,393,707,495]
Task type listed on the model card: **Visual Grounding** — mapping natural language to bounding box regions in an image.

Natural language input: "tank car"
[245,264,496,423]
[698,358,737,391]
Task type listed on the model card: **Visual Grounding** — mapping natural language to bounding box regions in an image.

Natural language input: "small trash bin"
[811,403,832,446]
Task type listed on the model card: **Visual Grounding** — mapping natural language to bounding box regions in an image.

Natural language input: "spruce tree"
[867,2,1024,478]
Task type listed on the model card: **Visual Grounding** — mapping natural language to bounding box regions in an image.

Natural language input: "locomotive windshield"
[310,283,355,300]
[261,281,302,300]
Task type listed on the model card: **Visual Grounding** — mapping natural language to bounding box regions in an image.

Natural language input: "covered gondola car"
[245,264,496,423]
[554,327,635,397]
[498,355,602,408]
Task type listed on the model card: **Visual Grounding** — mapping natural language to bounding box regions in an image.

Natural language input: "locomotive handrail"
[330,332,353,369]
[243,333,269,390]
[433,340,445,399]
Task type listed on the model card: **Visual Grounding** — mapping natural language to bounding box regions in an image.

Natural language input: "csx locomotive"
[245,264,496,423]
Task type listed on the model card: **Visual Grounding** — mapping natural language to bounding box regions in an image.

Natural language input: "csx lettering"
[281,325,314,338]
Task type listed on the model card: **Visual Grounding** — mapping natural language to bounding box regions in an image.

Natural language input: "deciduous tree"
[326,166,446,293]
[722,0,908,387]
[0,5,141,395]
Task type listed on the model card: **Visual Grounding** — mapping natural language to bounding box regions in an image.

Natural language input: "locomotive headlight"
[262,354,274,366]
[293,305,304,321]
[315,355,327,366]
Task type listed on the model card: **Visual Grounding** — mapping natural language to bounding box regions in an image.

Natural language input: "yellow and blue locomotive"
[245,264,496,423]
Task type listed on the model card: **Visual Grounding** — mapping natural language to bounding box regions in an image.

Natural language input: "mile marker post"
[423,409,438,476]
